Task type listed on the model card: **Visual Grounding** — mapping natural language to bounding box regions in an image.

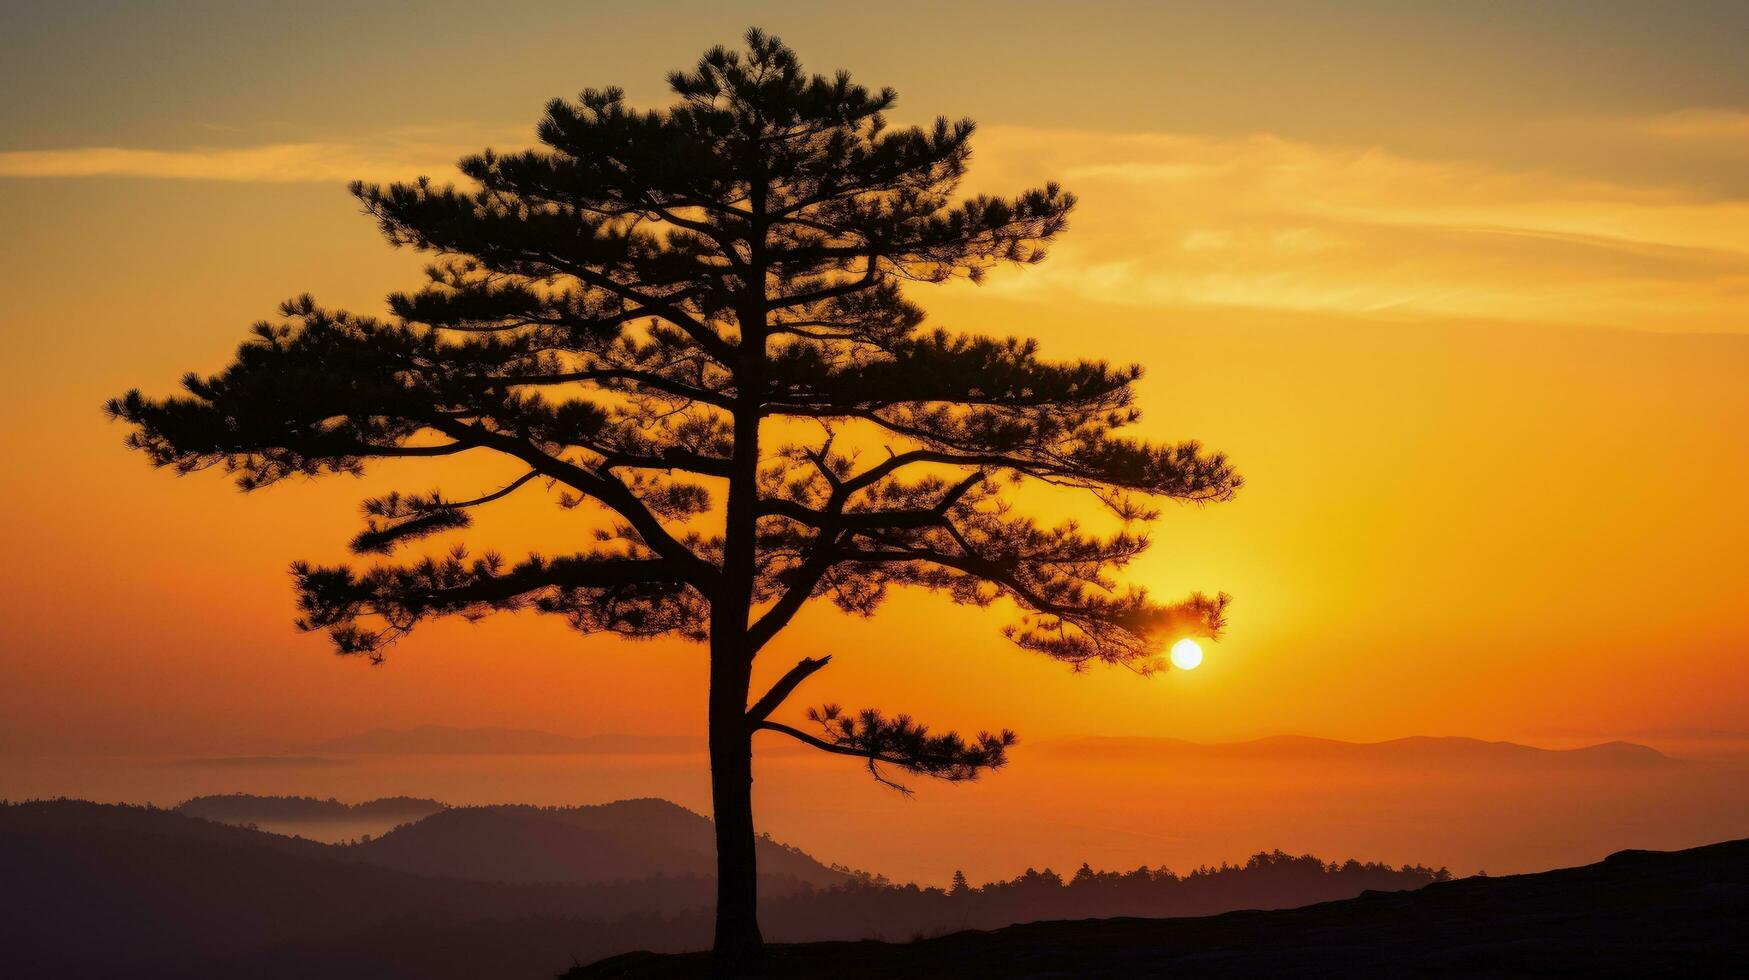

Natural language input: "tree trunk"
[711,382,765,977]
[714,209,769,975]
[709,633,763,977]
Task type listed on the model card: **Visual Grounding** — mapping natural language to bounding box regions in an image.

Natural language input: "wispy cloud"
[965,118,1749,332]
[0,128,515,184]
[6,113,1746,332]
[1619,108,1749,148]
[0,143,376,182]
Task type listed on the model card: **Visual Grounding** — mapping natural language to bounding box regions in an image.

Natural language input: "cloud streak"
[6,113,1747,332]
[0,135,490,184]
[964,118,1749,333]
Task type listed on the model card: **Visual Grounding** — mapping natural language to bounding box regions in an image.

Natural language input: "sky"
[2,0,1747,789]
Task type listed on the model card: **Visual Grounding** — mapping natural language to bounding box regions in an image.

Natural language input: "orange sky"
[2,4,1747,775]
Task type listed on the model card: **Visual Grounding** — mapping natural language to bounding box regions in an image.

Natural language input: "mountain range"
[2,797,1444,979]
[1035,733,1676,768]
[284,725,1674,770]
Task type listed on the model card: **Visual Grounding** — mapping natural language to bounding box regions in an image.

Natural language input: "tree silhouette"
[107,29,1239,976]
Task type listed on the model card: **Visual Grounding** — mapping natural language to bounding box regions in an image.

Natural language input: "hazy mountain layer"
[1036,734,1675,768]
[304,725,701,755]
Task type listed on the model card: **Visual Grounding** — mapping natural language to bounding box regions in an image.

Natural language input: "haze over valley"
[10,724,1745,883]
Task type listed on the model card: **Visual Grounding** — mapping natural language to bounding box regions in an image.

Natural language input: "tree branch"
[490,368,735,410]
[294,551,702,658]
[754,706,1016,795]
[427,417,718,587]
[448,469,541,509]
[754,720,917,767]
[745,655,832,725]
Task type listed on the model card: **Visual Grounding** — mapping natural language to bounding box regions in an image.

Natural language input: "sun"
[1170,638,1204,670]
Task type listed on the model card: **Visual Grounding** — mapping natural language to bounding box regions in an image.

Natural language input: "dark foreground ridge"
[572,837,1749,979]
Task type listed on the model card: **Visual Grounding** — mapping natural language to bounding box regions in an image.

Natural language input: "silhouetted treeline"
[758,852,1447,943]
[177,792,446,825]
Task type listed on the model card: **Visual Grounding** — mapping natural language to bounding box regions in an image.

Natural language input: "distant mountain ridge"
[302,725,702,755]
[292,726,1673,767]
[1038,733,1675,768]
[178,794,446,826]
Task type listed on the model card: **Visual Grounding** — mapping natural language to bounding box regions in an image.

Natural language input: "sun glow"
[1170,638,1204,671]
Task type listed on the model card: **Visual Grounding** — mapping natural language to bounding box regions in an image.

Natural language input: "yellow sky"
[2,5,1747,762]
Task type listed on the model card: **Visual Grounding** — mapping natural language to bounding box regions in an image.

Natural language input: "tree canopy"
[109,28,1240,970]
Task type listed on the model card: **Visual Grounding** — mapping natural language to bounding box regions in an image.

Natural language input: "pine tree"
[951,869,972,895]
[107,29,1240,976]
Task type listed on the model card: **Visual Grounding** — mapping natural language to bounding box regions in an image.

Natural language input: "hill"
[353,799,847,889]
[572,837,1749,978]
[0,799,655,978]
[166,794,845,888]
